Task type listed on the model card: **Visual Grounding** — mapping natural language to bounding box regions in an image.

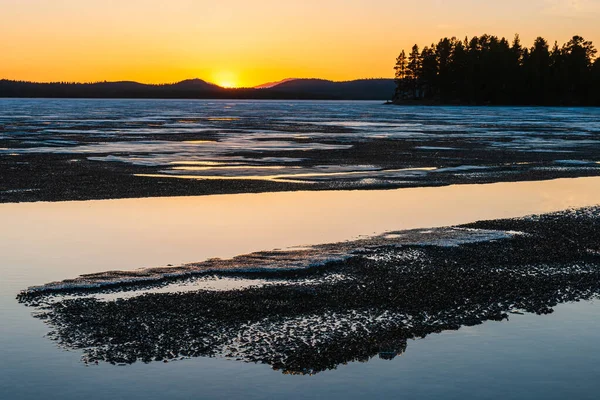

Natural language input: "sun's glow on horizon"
[212,71,240,88]
[1,0,599,86]
[218,82,237,88]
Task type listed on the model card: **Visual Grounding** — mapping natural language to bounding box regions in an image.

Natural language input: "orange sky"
[1,0,599,87]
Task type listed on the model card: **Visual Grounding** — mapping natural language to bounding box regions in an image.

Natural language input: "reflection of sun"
[212,71,238,88]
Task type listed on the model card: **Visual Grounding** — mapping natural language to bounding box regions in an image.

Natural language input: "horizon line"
[0,76,395,89]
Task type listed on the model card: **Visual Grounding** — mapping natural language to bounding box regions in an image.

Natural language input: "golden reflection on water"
[169,161,229,166]
[172,166,288,171]
[135,173,311,184]
[136,167,438,183]
[2,177,600,286]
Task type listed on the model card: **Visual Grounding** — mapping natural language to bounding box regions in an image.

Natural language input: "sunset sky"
[2,0,599,87]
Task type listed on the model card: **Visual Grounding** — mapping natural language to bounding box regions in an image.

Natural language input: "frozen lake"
[2,100,600,399]
[2,100,600,202]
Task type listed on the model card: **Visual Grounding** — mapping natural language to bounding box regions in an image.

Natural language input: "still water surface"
[2,178,600,399]
[2,177,600,282]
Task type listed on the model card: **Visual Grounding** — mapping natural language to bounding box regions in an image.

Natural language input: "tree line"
[0,79,395,100]
[394,34,600,105]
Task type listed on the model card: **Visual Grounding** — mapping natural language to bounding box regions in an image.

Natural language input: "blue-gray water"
[2,277,600,399]
[2,185,600,399]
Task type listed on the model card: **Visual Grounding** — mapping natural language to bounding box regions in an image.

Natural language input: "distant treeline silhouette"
[394,35,600,105]
[0,78,395,100]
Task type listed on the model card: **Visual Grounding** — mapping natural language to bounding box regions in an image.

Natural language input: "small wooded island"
[393,34,600,106]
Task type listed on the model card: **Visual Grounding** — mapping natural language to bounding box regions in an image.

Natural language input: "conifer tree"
[392,33,599,105]
[394,50,408,99]
[406,45,422,99]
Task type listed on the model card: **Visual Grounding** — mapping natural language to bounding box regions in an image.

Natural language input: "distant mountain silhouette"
[253,78,298,89]
[172,78,219,89]
[0,78,395,100]
[266,78,396,100]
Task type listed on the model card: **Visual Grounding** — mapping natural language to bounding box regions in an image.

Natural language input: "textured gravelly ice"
[2,100,600,185]
[17,207,600,374]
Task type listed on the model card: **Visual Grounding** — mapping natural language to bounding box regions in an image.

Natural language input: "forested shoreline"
[393,35,600,105]
[0,78,395,100]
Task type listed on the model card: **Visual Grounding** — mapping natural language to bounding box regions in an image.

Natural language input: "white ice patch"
[23,227,523,295]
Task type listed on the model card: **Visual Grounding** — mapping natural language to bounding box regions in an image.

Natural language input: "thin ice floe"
[22,227,521,295]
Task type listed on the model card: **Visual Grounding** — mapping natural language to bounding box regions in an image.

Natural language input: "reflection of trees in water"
[20,208,600,375]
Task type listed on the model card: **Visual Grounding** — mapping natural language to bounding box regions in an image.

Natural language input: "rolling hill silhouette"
[253,78,298,89]
[266,78,396,100]
[0,78,395,100]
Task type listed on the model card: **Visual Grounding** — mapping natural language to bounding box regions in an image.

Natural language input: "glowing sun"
[212,71,239,88]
